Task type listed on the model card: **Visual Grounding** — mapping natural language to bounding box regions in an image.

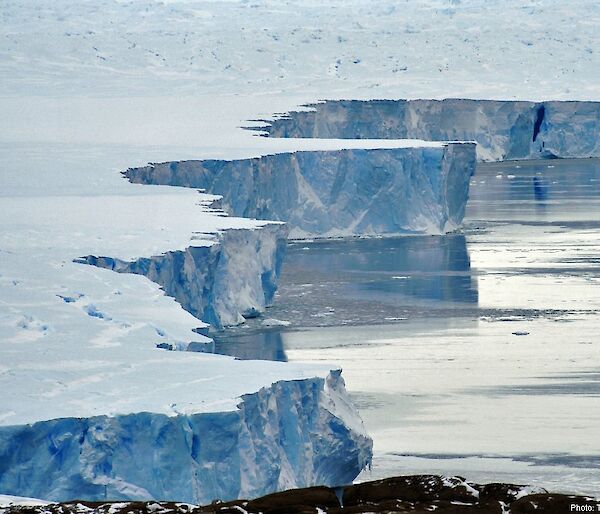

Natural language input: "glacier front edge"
[0,370,372,504]
[125,142,476,239]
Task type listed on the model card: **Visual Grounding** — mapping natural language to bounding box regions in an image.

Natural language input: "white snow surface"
[0,142,336,427]
[0,138,294,330]
[0,495,48,507]
[0,247,326,425]
[1,0,599,101]
[1,0,599,164]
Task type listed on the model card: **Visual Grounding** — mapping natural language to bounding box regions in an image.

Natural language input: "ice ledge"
[80,224,288,329]
[125,142,476,238]
[250,99,600,162]
[0,370,372,505]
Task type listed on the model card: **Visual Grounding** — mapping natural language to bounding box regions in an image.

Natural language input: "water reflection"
[285,234,477,308]
[533,176,549,201]
[212,330,287,362]
[211,233,477,361]
[467,158,600,222]
[209,161,600,362]
[211,159,600,495]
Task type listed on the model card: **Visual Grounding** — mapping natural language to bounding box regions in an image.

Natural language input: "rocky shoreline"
[2,475,598,514]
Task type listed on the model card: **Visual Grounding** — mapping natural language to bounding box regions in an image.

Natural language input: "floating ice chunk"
[261,318,292,327]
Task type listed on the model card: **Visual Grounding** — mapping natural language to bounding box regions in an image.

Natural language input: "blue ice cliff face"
[0,370,372,504]
[253,99,600,162]
[125,144,476,239]
[80,225,288,329]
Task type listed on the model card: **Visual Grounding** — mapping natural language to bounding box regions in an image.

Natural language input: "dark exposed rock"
[1,475,597,514]
[342,475,480,505]
[244,486,339,513]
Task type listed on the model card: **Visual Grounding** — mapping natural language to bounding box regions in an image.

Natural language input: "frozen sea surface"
[213,158,600,496]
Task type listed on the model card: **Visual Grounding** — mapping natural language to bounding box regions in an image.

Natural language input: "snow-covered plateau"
[125,141,476,238]
[1,0,599,101]
[257,99,600,162]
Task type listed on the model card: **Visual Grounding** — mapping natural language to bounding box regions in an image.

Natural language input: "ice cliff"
[81,224,288,329]
[125,143,476,238]
[0,145,372,503]
[0,369,371,504]
[253,99,600,162]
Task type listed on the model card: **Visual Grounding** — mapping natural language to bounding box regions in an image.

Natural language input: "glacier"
[0,143,372,502]
[0,370,371,504]
[81,224,288,329]
[254,99,600,162]
[125,141,476,238]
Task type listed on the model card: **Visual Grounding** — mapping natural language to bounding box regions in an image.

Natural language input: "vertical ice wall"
[125,143,476,238]
[253,99,600,161]
[0,371,372,504]
[81,225,288,329]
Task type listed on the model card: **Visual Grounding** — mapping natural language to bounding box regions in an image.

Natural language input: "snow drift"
[254,99,600,162]
[125,143,476,238]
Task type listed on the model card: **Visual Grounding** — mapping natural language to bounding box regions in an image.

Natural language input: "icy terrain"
[2,0,600,165]
[2,0,599,504]
[126,141,476,238]
[81,223,288,329]
[0,143,287,329]
[0,143,371,501]
[1,0,599,101]
[256,99,600,162]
